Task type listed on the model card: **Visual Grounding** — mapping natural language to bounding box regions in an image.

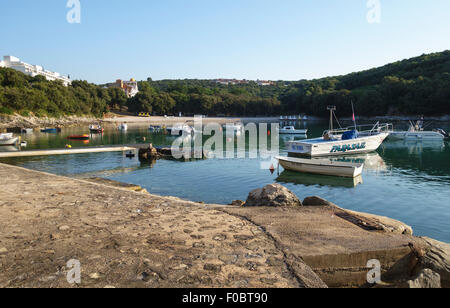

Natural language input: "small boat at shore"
[89,124,104,134]
[149,125,162,133]
[0,133,19,146]
[118,123,128,131]
[67,134,90,141]
[277,156,364,178]
[278,126,308,135]
[167,124,194,137]
[225,122,244,133]
[41,128,62,133]
[21,128,34,134]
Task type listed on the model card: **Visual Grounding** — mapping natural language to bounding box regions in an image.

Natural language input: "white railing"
[324,123,393,137]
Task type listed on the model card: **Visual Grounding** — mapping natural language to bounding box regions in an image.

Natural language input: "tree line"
[1,50,449,118]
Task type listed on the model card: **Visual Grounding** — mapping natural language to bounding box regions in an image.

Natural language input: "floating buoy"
[268,130,271,136]
[65,144,72,149]
[269,164,275,174]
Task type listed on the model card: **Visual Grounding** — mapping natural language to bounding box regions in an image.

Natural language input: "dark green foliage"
[1,51,449,118]
[280,50,450,117]
[0,68,108,117]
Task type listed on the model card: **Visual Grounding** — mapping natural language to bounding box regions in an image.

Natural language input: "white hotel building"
[0,56,71,86]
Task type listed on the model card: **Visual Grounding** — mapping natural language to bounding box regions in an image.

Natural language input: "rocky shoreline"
[0,114,99,130]
[0,163,448,288]
[2,113,449,131]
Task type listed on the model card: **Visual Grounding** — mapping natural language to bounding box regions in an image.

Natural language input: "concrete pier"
[0,144,145,158]
[0,163,448,288]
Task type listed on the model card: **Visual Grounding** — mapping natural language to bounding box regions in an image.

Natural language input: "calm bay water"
[2,120,449,243]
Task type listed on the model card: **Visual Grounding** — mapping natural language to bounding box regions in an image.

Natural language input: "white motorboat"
[118,123,128,131]
[21,128,34,134]
[149,125,162,133]
[224,122,244,133]
[89,124,104,133]
[167,124,194,137]
[287,106,392,157]
[0,133,19,146]
[277,156,364,178]
[278,126,308,135]
[389,120,445,141]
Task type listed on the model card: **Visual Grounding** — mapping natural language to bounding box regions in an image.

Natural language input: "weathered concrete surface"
[407,269,441,288]
[221,206,426,287]
[0,163,324,288]
[419,237,450,288]
[1,162,447,288]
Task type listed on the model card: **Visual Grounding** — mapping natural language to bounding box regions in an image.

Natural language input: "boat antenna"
[327,105,336,131]
[351,101,357,131]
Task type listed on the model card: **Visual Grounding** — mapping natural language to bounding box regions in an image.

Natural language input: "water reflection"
[277,171,363,188]
[328,152,387,172]
[0,145,19,152]
[382,140,445,153]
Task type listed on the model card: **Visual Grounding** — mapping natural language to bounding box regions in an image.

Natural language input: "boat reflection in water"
[0,145,20,153]
[381,140,445,154]
[276,171,363,188]
[326,152,387,172]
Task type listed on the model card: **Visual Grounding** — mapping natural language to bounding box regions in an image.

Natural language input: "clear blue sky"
[0,0,449,84]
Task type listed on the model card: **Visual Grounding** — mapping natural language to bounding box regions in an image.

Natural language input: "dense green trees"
[279,50,450,117]
[0,68,110,117]
[0,50,449,118]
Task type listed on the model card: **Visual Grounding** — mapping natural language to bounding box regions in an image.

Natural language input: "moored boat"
[89,124,104,134]
[225,122,244,133]
[21,128,34,134]
[118,123,128,131]
[278,126,308,135]
[287,106,392,157]
[277,156,364,178]
[389,120,445,141]
[167,124,193,137]
[149,125,162,133]
[67,134,90,141]
[41,127,62,133]
[0,133,19,146]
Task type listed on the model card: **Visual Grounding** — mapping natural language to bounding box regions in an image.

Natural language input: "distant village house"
[109,79,139,98]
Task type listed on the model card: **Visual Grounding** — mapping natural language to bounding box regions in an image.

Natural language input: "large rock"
[303,196,334,207]
[245,184,302,207]
[407,269,441,288]
[419,237,450,288]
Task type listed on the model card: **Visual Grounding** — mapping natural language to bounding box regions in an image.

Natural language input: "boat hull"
[0,137,19,146]
[67,135,90,141]
[389,131,444,141]
[287,133,389,157]
[277,157,364,178]
[279,129,308,135]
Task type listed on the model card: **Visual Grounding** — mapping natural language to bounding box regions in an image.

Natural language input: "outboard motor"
[435,128,449,139]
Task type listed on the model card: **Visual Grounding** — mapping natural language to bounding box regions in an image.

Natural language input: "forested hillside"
[1,50,449,118]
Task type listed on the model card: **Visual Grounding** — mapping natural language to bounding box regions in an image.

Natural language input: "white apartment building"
[0,56,72,86]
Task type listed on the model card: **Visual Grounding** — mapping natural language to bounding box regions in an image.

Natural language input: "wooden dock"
[0,144,149,158]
